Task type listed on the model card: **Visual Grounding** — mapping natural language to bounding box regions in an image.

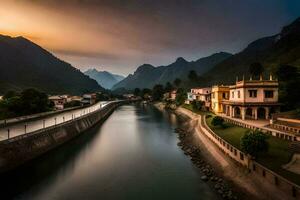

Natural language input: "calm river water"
[1,104,218,200]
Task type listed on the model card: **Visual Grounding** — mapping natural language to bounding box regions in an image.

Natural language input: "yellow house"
[211,85,230,113]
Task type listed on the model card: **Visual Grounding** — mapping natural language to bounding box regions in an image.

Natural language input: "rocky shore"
[175,127,240,200]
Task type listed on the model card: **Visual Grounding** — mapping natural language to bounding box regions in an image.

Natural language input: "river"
[0,104,218,200]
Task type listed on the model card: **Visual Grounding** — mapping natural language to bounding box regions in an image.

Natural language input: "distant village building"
[211,85,230,113]
[70,95,83,102]
[163,90,177,101]
[0,96,3,100]
[187,87,211,108]
[49,95,69,110]
[81,93,97,105]
[170,90,177,100]
[221,75,280,120]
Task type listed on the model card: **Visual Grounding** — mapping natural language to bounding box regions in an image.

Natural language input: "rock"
[201,175,208,181]
[214,183,220,189]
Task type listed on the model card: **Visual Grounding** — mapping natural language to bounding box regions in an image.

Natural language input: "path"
[0,101,111,141]
[177,107,294,200]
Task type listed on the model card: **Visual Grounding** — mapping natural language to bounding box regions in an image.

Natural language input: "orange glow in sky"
[0,0,298,75]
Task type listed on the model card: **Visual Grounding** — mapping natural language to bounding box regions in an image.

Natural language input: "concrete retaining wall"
[199,115,249,167]
[0,101,123,173]
[199,114,300,199]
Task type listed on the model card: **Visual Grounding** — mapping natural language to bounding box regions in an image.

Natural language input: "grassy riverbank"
[205,114,300,185]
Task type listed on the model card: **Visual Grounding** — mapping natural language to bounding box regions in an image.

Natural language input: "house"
[81,93,97,105]
[188,87,211,108]
[211,85,230,113]
[221,75,280,120]
[70,95,83,102]
[163,90,177,101]
[123,94,135,99]
[49,95,68,110]
[170,90,177,100]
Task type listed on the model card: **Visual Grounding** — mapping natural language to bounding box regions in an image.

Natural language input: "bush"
[211,116,224,127]
[192,100,204,111]
[241,130,269,157]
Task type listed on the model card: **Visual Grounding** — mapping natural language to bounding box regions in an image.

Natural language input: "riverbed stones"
[174,125,239,200]
[201,175,208,181]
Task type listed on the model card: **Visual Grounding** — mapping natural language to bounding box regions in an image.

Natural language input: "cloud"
[52,48,123,60]
[2,0,300,75]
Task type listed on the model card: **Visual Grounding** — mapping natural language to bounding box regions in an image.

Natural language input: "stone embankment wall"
[0,101,123,173]
[199,114,300,199]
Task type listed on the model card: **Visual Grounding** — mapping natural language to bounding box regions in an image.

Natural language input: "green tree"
[0,88,54,119]
[3,90,18,100]
[241,130,269,157]
[175,88,186,106]
[134,88,141,96]
[141,88,152,99]
[164,82,174,92]
[211,116,225,127]
[192,100,204,111]
[152,84,164,101]
[20,88,52,115]
[173,78,182,88]
[249,62,264,78]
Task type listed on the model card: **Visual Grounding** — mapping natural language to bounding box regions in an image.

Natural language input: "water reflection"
[0,104,218,200]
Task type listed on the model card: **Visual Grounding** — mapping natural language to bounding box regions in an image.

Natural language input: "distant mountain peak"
[0,34,102,94]
[84,68,124,89]
[175,57,188,64]
[135,64,155,73]
[112,52,231,90]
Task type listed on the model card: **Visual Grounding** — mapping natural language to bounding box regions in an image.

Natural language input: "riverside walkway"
[0,101,112,141]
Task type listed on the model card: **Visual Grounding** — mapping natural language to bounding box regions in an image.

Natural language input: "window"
[249,90,257,98]
[232,91,234,98]
[264,90,274,98]
[238,91,240,98]
[212,92,215,99]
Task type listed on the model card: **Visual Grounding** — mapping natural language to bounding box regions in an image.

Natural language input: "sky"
[0,0,300,76]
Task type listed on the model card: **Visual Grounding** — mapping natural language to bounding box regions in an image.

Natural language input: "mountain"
[0,35,103,95]
[202,17,300,86]
[112,52,232,90]
[84,68,125,89]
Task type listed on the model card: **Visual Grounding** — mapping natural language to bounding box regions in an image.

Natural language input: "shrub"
[241,130,269,157]
[211,116,224,127]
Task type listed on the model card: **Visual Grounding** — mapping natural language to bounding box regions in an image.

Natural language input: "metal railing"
[0,101,121,142]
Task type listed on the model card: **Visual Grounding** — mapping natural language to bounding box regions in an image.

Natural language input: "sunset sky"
[0,0,300,75]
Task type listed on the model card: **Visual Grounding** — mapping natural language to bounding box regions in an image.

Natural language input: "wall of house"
[229,87,278,103]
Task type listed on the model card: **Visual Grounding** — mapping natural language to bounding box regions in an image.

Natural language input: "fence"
[199,113,300,199]
[0,101,115,142]
[199,115,249,167]
[222,116,299,142]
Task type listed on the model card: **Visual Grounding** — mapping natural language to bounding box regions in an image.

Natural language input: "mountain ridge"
[84,68,125,89]
[112,52,232,90]
[0,34,103,95]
